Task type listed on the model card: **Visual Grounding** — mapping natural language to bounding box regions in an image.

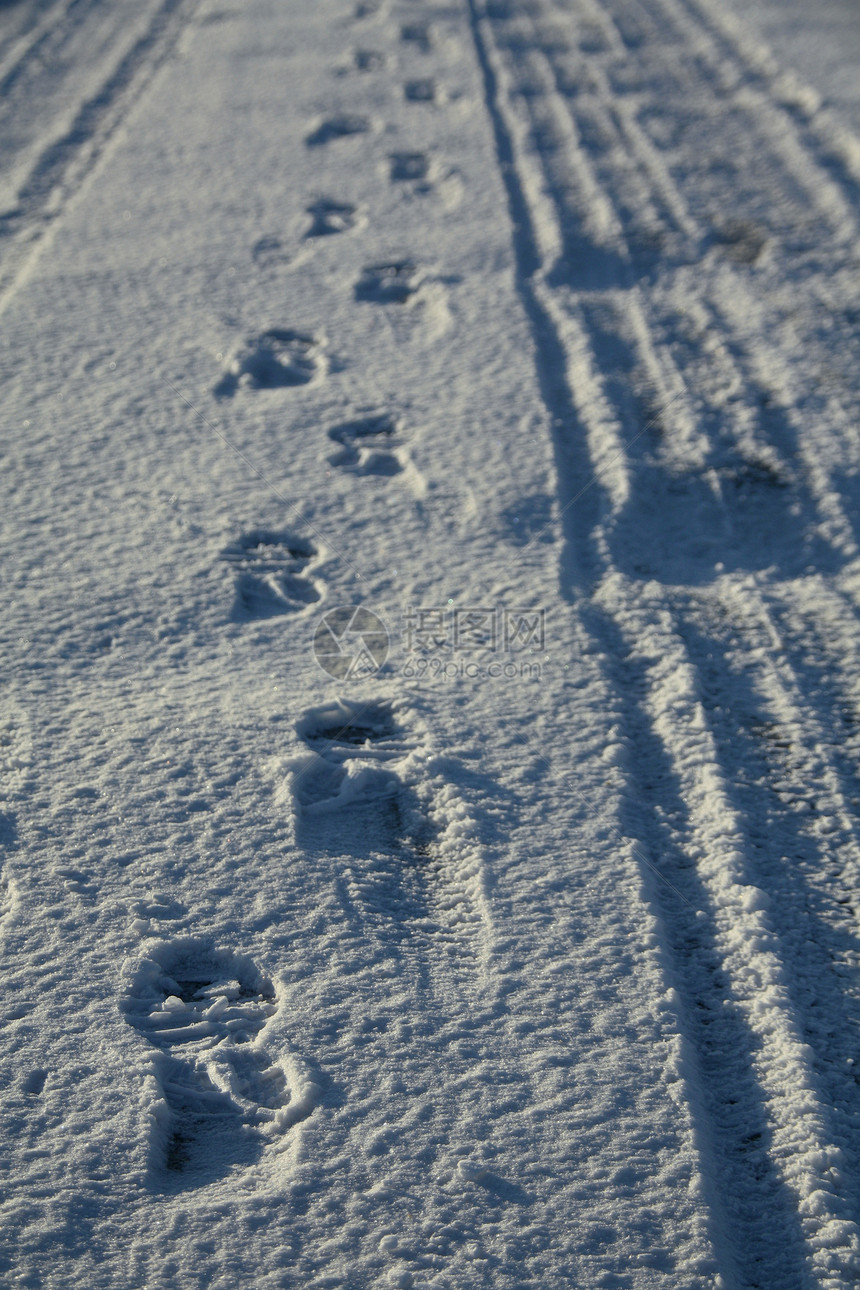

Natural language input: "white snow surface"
[1,0,860,1287]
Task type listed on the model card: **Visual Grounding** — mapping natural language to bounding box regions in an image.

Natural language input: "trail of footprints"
[122,3,470,1187]
[214,10,444,611]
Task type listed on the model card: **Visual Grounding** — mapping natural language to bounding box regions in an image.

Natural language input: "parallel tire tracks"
[469,0,860,1284]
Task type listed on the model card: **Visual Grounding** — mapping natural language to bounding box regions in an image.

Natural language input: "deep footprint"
[328,411,403,476]
[306,198,357,238]
[223,531,320,619]
[305,114,369,147]
[355,261,421,304]
[122,940,289,1185]
[214,329,324,396]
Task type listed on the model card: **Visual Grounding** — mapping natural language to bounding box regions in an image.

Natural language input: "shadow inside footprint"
[306,199,357,238]
[305,115,369,147]
[223,531,320,620]
[712,219,769,265]
[298,699,400,750]
[355,262,421,305]
[214,329,323,397]
[122,940,290,1189]
[153,1052,263,1185]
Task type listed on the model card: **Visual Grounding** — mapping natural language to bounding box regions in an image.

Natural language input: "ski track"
[470,0,860,1284]
[0,0,202,316]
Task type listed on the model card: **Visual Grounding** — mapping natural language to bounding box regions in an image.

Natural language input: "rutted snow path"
[1,0,859,1287]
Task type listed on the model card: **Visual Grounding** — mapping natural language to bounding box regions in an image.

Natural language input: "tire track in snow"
[641,0,860,214]
[576,0,858,248]
[0,0,201,317]
[468,0,860,1283]
[673,582,860,1215]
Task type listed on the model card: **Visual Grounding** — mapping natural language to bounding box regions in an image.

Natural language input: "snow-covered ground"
[2,1,860,1286]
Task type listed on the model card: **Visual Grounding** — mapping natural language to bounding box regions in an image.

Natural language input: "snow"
[1,0,860,1286]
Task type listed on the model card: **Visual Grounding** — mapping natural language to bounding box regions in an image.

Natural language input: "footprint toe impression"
[353,48,386,72]
[292,700,405,813]
[400,23,433,53]
[122,941,292,1184]
[223,531,320,620]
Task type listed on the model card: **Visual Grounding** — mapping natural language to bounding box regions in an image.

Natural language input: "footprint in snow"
[353,48,387,71]
[291,700,407,819]
[713,219,770,265]
[299,698,401,752]
[389,151,430,183]
[404,78,437,103]
[0,812,17,933]
[251,234,288,268]
[355,261,422,305]
[306,198,358,238]
[122,941,307,1185]
[328,411,404,477]
[214,329,325,397]
[223,530,321,620]
[291,703,431,924]
[401,22,432,53]
[305,114,370,147]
